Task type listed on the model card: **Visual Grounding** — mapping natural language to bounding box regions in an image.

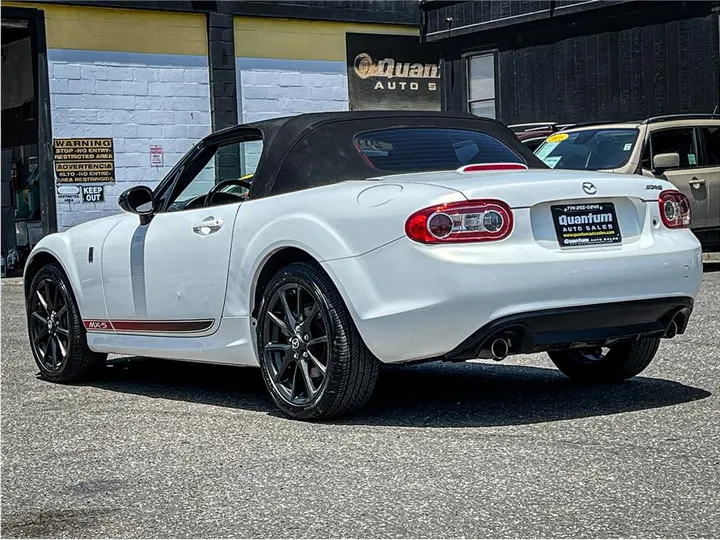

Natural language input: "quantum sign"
[346,33,441,112]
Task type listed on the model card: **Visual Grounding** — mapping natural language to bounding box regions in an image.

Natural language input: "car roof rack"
[508,122,558,129]
[508,123,559,133]
[558,121,624,130]
[642,113,720,124]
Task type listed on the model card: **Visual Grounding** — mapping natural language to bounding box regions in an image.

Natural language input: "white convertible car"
[25,112,702,419]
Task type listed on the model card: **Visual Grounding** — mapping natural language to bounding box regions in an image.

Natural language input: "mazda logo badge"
[582,182,597,195]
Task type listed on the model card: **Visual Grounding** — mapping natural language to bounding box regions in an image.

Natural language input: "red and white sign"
[150,145,164,167]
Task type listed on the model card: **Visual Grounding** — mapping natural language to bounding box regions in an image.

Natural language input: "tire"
[548,336,661,383]
[26,263,107,383]
[256,261,379,420]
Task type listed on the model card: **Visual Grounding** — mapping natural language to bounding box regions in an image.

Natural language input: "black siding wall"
[435,2,719,124]
[501,13,719,123]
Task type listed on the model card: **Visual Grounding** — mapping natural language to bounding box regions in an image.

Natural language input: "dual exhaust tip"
[487,313,682,360]
[664,310,689,339]
[489,317,680,360]
[489,337,510,361]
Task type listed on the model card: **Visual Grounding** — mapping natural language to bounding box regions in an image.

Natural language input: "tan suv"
[535,114,720,251]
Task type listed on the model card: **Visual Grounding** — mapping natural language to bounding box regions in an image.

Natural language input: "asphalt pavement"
[2,270,719,538]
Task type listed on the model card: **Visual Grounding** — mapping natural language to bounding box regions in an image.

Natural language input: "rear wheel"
[256,262,379,420]
[27,263,106,382]
[548,337,661,383]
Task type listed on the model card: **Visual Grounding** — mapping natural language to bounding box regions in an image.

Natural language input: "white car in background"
[25,112,702,420]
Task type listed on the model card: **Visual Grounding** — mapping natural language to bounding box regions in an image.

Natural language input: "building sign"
[53,138,115,183]
[150,145,164,167]
[346,33,441,111]
[81,185,105,203]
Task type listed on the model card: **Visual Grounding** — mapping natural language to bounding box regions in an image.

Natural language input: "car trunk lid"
[380,168,675,249]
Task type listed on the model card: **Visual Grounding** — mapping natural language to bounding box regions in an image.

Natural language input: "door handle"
[689,177,706,188]
[192,217,223,235]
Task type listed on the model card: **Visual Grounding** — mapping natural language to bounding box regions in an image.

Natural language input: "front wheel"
[256,262,379,420]
[548,336,661,383]
[27,263,107,382]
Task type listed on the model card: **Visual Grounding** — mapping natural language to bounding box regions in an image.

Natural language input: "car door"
[101,139,251,335]
[648,127,708,229]
[698,125,720,232]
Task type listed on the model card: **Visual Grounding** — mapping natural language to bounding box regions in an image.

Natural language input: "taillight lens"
[658,190,691,229]
[405,199,514,243]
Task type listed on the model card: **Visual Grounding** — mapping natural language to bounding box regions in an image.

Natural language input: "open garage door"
[1,7,55,276]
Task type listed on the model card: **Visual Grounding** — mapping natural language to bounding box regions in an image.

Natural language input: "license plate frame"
[551,202,622,247]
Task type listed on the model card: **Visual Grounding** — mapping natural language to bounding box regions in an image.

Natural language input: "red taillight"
[457,163,529,173]
[405,199,514,243]
[658,190,691,229]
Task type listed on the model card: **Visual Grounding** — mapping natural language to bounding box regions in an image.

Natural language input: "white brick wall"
[236,58,349,174]
[48,50,212,230]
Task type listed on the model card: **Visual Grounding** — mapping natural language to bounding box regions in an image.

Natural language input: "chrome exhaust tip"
[664,319,678,339]
[490,338,509,361]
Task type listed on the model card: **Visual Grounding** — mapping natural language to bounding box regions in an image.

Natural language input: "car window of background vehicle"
[699,127,719,166]
[649,128,699,169]
[536,129,638,170]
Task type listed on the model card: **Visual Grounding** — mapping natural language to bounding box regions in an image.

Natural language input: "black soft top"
[203,111,546,200]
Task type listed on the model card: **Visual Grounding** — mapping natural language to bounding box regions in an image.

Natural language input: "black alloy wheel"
[262,282,330,405]
[257,262,379,420]
[548,336,661,383]
[28,275,72,374]
[27,263,106,382]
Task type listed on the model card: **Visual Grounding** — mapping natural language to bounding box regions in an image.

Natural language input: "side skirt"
[85,316,259,366]
[83,318,214,335]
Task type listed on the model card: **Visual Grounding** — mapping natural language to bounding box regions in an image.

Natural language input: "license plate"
[551,202,622,247]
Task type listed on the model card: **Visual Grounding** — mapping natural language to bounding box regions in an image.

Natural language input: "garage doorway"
[1,7,55,276]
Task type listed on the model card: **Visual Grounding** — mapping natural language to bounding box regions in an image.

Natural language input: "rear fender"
[223,216,366,319]
[222,182,465,319]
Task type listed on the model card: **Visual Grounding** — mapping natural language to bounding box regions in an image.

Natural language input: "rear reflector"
[658,190,691,229]
[405,199,514,244]
[457,163,529,173]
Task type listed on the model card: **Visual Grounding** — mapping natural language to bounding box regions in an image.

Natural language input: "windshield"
[535,128,639,170]
[354,128,524,172]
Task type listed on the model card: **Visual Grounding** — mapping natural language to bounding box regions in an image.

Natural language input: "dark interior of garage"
[1,9,54,276]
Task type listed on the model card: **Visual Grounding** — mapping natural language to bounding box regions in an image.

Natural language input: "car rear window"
[354,128,524,172]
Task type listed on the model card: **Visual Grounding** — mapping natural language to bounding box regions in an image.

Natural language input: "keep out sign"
[81,185,105,203]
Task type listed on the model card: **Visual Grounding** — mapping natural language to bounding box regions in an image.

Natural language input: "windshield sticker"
[623,143,632,151]
[543,156,561,169]
[688,153,697,165]
[546,133,569,143]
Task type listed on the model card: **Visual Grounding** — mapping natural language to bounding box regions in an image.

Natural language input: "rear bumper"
[444,296,693,361]
[323,230,702,364]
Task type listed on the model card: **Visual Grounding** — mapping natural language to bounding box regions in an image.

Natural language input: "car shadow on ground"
[85,357,711,428]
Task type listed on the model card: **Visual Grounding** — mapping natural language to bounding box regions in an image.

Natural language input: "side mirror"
[118,185,155,225]
[653,152,680,172]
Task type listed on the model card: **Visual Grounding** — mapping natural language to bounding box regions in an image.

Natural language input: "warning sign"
[81,185,105,203]
[53,138,115,183]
